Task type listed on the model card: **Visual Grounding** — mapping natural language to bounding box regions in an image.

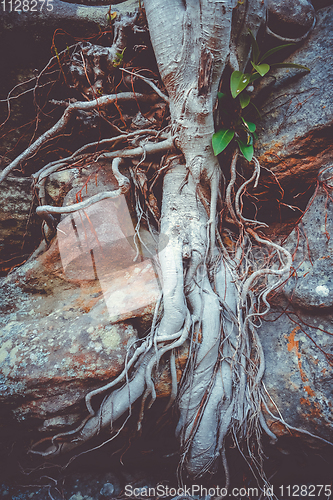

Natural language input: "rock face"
[256,6,333,201]
[261,301,333,443]
[255,8,333,441]
[261,166,333,443]
[0,0,333,480]
[0,176,40,275]
[283,166,333,310]
[0,144,166,437]
[0,172,163,426]
[267,0,315,40]
[0,238,138,423]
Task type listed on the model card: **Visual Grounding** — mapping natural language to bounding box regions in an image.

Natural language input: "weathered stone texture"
[261,167,333,442]
[0,237,138,421]
[0,0,333,466]
[256,6,333,197]
[0,176,39,273]
[267,0,315,40]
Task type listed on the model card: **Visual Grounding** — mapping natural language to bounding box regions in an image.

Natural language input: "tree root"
[3,0,322,488]
[36,157,129,220]
[120,68,169,103]
[30,309,192,457]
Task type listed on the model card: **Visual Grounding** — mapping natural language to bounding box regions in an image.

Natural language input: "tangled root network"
[2,0,312,492]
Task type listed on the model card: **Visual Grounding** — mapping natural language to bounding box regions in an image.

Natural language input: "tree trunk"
[26,0,292,483]
[143,0,266,478]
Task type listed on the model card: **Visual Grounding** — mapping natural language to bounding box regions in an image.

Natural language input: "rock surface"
[0,151,166,429]
[283,166,333,310]
[267,0,315,40]
[260,167,333,443]
[0,176,40,275]
[0,238,138,423]
[261,301,333,443]
[0,0,332,491]
[256,6,333,201]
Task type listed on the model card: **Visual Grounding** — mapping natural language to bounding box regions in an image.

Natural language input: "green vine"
[212,30,310,161]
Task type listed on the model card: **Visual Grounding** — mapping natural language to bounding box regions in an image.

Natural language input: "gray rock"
[283,165,333,310]
[256,6,333,197]
[267,0,315,40]
[0,151,164,428]
[260,167,333,443]
[0,239,138,422]
[261,299,333,442]
[0,176,39,274]
[0,158,163,426]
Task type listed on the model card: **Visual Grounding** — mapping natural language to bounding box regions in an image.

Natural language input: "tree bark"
[143,0,265,477]
[27,0,286,481]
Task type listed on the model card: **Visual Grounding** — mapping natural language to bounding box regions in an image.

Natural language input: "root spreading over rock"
[5,0,321,490]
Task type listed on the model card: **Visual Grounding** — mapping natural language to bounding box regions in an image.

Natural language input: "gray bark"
[143,0,267,477]
[25,0,290,481]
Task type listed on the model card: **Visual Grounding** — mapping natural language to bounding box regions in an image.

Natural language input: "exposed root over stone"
[2,0,328,494]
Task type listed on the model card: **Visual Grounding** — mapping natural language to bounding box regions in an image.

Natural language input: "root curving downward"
[4,1,321,490]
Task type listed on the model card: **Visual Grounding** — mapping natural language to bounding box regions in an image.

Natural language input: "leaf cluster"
[212,30,310,161]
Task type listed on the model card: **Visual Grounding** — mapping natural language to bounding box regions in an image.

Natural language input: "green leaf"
[242,117,256,132]
[239,92,250,109]
[270,62,310,71]
[212,129,235,156]
[218,92,226,100]
[248,29,260,64]
[251,62,270,77]
[230,71,251,99]
[260,43,295,63]
[236,139,254,162]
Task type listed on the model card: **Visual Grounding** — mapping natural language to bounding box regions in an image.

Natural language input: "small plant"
[112,47,126,68]
[212,30,310,161]
[106,7,117,25]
